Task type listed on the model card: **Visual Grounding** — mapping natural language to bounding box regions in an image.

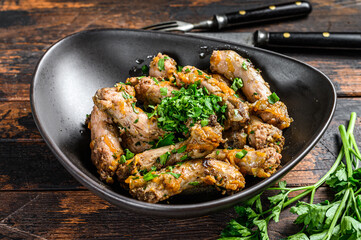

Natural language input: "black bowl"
[31,29,336,218]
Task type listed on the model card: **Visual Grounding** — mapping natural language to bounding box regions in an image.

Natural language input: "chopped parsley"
[159,151,170,165]
[152,133,175,148]
[131,102,139,114]
[250,130,255,134]
[143,171,159,181]
[185,68,191,73]
[268,92,280,104]
[125,149,135,160]
[253,92,258,95]
[142,65,149,75]
[122,92,134,100]
[216,150,220,155]
[177,145,187,153]
[235,149,248,159]
[118,155,127,164]
[230,78,243,92]
[134,118,139,123]
[154,82,226,134]
[177,65,183,72]
[197,70,203,75]
[205,75,211,79]
[242,61,248,71]
[158,58,165,71]
[180,154,188,161]
[152,77,159,84]
[168,172,181,179]
[189,181,200,186]
[160,87,168,96]
[201,119,209,127]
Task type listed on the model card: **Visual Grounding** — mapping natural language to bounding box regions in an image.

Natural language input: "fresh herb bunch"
[220,112,361,240]
[152,81,227,134]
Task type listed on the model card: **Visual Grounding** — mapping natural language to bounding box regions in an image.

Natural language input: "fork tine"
[142,21,178,30]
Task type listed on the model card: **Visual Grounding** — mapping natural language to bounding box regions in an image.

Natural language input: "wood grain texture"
[1,0,361,239]
[0,0,360,101]
[0,188,334,239]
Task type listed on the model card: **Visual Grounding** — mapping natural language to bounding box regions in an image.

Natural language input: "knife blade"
[188,31,361,49]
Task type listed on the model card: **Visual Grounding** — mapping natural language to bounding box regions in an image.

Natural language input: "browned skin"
[223,128,248,149]
[246,115,285,153]
[126,76,179,105]
[93,85,165,154]
[126,159,245,203]
[251,99,293,130]
[149,53,177,80]
[210,50,292,129]
[116,120,224,182]
[175,65,250,128]
[207,146,281,178]
[89,105,124,184]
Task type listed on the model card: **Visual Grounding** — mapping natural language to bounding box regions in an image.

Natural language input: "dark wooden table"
[1,0,361,239]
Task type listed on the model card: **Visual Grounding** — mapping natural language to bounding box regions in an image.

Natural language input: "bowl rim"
[30,28,337,218]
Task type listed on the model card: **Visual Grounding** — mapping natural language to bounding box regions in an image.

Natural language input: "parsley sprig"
[153,82,226,134]
[220,112,361,240]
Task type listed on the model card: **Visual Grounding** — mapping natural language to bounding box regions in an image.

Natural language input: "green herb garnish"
[134,118,139,123]
[168,172,181,179]
[118,155,127,164]
[235,149,248,159]
[201,119,209,127]
[230,78,243,92]
[189,181,200,186]
[180,154,188,161]
[159,151,170,165]
[125,149,135,160]
[152,77,159,84]
[177,65,183,72]
[158,58,165,71]
[155,82,225,134]
[131,102,139,114]
[142,65,149,75]
[160,87,168,96]
[242,61,248,71]
[197,70,203,75]
[177,145,187,153]
[153,133,175,148]
[268,92,280,104]
[143,171,159,181]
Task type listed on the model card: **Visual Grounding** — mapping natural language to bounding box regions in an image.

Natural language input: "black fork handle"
[215,1,312,29]
[254,31,361,49]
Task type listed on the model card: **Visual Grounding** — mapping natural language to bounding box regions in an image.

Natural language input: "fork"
[143,1,311,32]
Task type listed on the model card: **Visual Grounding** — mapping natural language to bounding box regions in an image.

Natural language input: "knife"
[189,31,361,49]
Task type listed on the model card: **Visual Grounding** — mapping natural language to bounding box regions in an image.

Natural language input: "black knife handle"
[215,1,312,29]
[254,31,361,49]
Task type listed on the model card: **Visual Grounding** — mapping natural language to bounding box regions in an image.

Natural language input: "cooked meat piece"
[211,73,233,87]
[126,159,245,203]
[207,146,281,178]
[89,105,124,184]
[126,76,179,105]
[223,128,247,149]
[210,50,271,102]
[251,99,292,130]
[175,65,249,128]
[116,120,224,182]
[210,50,292,129]
[93,85,165,153]
[149,53,177,80]
[246,115,285,153]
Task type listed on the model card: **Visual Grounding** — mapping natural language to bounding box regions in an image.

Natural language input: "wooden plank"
[0,0,361,100]
[0,188,334,239]
[0,142,83,190]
